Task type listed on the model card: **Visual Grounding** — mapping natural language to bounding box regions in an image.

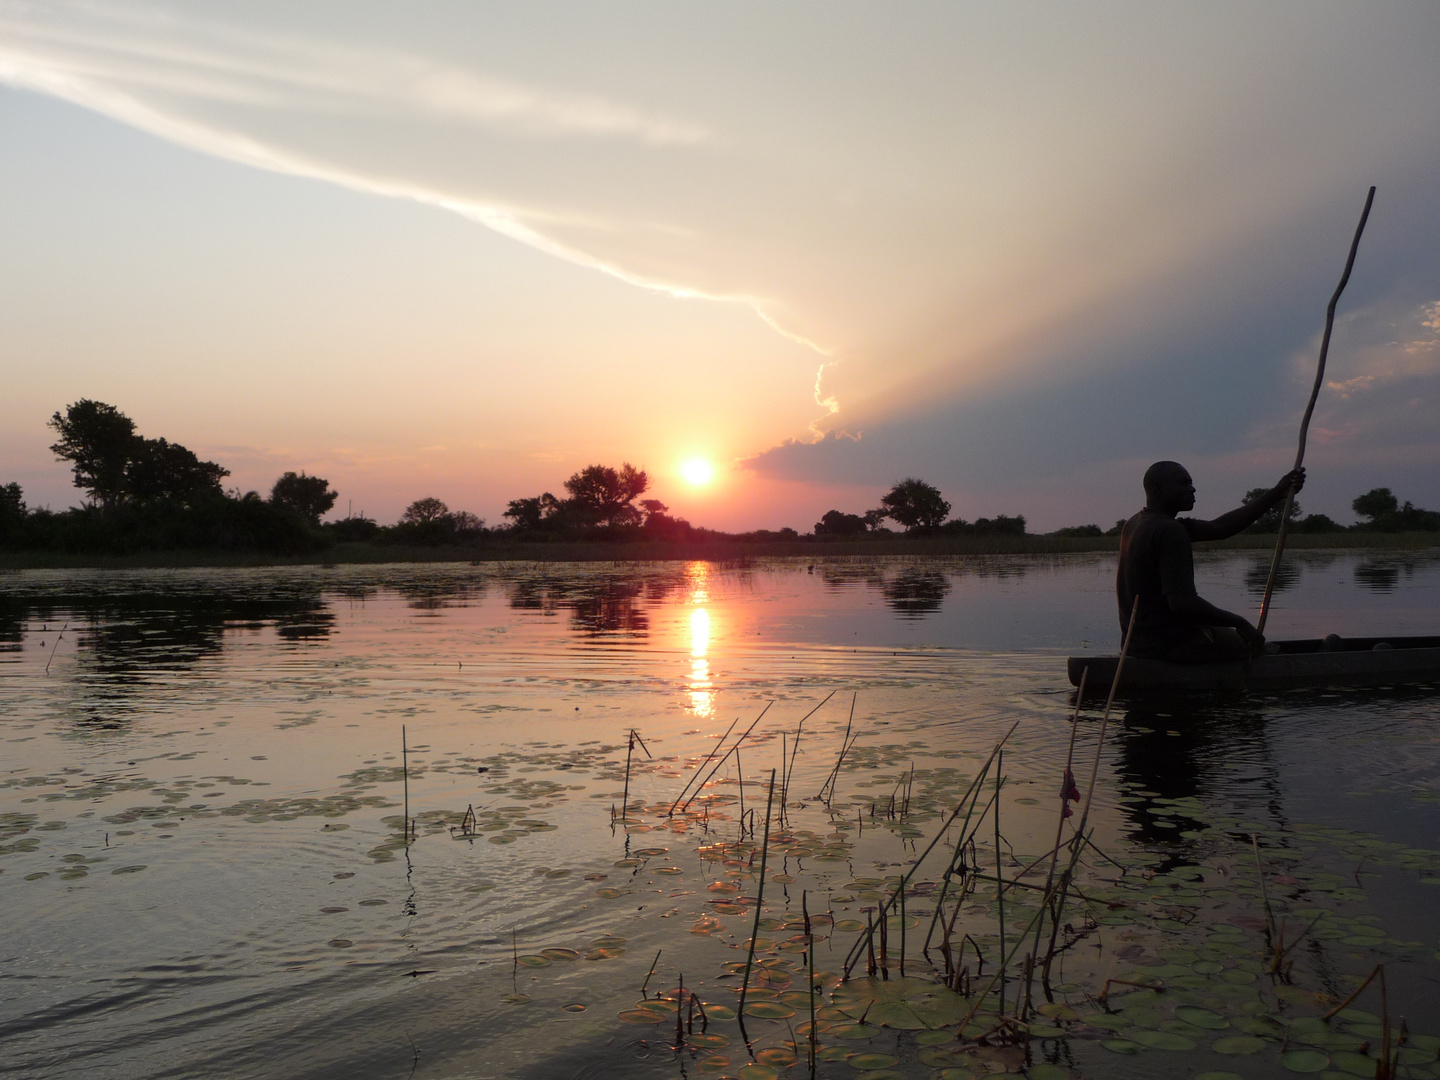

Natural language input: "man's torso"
[1116,509,1200,657]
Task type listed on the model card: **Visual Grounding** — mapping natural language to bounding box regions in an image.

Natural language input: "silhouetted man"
[1117,462,1304,662]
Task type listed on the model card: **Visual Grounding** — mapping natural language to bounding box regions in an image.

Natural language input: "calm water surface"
[2,552,1438,1080]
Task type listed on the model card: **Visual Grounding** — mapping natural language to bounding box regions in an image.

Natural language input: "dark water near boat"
[2,551,1438,1080]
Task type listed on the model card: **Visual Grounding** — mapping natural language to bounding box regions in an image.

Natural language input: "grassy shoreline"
[1,531,1437,570]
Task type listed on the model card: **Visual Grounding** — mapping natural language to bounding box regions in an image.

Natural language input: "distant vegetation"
[812,478,1026,538]
[3,400,1438,558]
[1052,485,1440,540]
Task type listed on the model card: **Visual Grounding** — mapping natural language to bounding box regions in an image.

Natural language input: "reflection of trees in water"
[395,580,489,613]
[3,590,334,731]
[1353,558,1416,593]
[0,595,24,654]
[1243,556,1299,596]
[816,562,952,618]
[82,594,334,672]
[819,565,886,591]
[507,569,692,636]
[881,568,952,618]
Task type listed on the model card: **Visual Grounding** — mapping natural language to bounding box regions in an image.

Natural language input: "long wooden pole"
[1256,186,1375,635]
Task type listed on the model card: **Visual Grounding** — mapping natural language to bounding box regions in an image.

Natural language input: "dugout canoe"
[1068,635,1440,695]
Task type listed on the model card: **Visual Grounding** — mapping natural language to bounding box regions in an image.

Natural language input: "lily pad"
[516,954,551,968]
[1101,1039,1139,1054]
[848,1053,899,1069]
[1281,1050,1329,1073]
[755,1047,797,1067]
[1131,1030,1195,1050]
[1212,1036,1268,1055]
[831,1023,880,1040]
[918,1047,959,1067]
[830,976,965,1030]
[1176,1006,1230,1030]
[742,1000,796,1019]
[1328,1051,1380,1077]
[1028,1066,1069,1080]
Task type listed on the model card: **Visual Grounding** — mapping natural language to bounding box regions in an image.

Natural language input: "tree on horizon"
[271,471,338,524]
[49,399,229,508]
[880,478,951,531]
[401,497,451,525]
[562,462,648,528]
[48,399,138,509]
[1353,487,1398,524]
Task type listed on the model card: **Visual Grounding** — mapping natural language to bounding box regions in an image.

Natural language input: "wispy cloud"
[0,3,709,143]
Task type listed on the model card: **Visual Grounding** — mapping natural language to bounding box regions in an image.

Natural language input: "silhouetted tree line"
[1054,485,1440,539]
[0,400,339,554]
[11,403,1431,556]
[812,478,1027,538]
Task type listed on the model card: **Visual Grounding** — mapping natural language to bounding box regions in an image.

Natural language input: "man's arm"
[1166,592,1262,650]
[1187,468,1306,542]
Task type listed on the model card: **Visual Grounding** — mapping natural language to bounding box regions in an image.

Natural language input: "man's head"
[1143,461,1196,515]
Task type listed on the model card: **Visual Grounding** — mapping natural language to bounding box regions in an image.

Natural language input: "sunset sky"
[3,2,1439,532]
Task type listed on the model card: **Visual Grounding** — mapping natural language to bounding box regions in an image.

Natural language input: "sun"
[681,458,715,486]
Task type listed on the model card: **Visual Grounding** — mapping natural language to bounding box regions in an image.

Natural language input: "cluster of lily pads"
[468,714,1440,1080]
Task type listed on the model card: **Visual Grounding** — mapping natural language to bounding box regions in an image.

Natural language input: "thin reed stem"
[676,703,774,814]
[817,693,857,803]
[843,722,1018,979]
[621,730,635,823]
[737,769,778,1025]
[1022,665,1088,1015]
[736,747,745,832]
[994,750,1005,1009]
[668,715,739,816]
[804,890,817,1078]
[1043,600,1137,985]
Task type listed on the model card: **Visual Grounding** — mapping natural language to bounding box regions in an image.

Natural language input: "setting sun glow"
[681,459,715,486]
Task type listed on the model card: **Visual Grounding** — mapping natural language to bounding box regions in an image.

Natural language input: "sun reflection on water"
[686,563,714,718]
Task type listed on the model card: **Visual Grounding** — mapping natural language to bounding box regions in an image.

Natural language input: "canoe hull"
[1068,636,1440,695]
